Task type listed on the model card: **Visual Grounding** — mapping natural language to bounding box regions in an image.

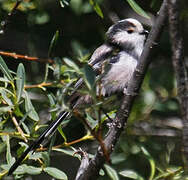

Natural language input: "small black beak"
[140,29,149,36]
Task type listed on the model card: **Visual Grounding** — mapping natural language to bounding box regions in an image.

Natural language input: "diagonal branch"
[167,0,188,168]
[76,1,168,179]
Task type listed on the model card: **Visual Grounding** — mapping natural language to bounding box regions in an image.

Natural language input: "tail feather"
[8,111,70,175]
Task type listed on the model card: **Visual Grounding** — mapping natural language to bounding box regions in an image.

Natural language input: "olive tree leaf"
[0,56,13,81]
[16,63,25,102]
[126,0,150,19]
[44,167,68,180]
[24,91,39,121]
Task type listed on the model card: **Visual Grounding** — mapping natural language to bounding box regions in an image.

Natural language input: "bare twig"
[75,1,168,179]
[12,116,28,143]
[167,0,188,168]
[0,51,53,63]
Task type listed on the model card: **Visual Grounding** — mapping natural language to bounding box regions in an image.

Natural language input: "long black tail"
[8,111,70,175]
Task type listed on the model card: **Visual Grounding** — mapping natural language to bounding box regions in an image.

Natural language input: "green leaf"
[126,0,150,19]
[21,122,30,135]
[119,170,144,180]
[141,146,155,180]
[0,56,13,81]
[89,0,103,18]
[16,63,25,102]
[0,90,13,106]
[86,112,97,129]
[5,135,14,165]
[44,167,68,180]
[53,148,74,157]
[0,77,10,83]
[0,106,12,113]
[58,126,67,142]
[48,30,59,57]
[104,164,119,180]
[24,91,39,121]
[82,64,96,90]
[63,57,80,73]
[59,0,70,7]
[26,166,42,175]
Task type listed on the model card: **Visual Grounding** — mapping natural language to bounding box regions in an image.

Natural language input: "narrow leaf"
[5,135,14,165]
[119,170,144,180]
[0,77,10,83]
[26,166,42,175]
[58,126,67,142]
[141,146,155,180]
[16,63,25,102]
[24,91,39,121]
[89,0,104,18]
[63,58,80,73]
[44,167,68,180]
[126,0,150,19]
[1,90,13,106]
[82,64,96,90]
[48,30,59,57]
[104,164,119,180]
[0,106,12,113]
[59,0,70,7]
[0,56,13,81]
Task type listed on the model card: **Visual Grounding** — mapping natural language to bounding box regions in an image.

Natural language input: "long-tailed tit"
[8,18,148,175]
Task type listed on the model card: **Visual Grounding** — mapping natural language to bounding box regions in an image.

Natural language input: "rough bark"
[167,0,188,169]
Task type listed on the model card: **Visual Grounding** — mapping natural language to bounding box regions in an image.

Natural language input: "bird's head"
[106,18,148,51]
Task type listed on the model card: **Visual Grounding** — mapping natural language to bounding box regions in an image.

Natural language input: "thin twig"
[75,1,168,179]
[0,51,53,63]
[36,135,94,152]
[12,116,28,143]
[167,0,188,169]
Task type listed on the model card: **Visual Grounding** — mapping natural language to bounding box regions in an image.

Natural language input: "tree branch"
[0,51,53,63]
[76,1,168,179]
[167,0,188,168]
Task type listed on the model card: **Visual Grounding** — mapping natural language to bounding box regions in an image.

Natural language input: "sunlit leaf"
[48,30,59,57]
[24,91,39,121]
[0,77,10,83]
[0,90,13,106]
[26,166,42,175]
[5,135,14,165]
[59,0,70,7]
[58,126,67,142]
[126,0,150,19]
[41,152,50,167]
[89,0,103,18]
[0,106,12,113]
[141,146,155,180]
[104,164,119,180]
[119,169,144,180]
[0,56,13,81]
[16,63,25,103]
[53,148,74,156]
[44,167,68,180]
[63,57,81,73]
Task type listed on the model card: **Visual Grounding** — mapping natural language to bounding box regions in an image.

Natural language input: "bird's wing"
[74,43,115,90]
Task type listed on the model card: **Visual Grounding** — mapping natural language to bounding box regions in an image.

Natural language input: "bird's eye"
[127,29,134,34]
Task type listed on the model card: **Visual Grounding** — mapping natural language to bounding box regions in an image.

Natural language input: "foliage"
[0,0,187,179]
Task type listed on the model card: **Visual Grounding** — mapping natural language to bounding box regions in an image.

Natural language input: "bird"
[8,18,148,175]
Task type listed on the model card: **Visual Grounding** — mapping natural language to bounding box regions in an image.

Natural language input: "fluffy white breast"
[101,51,137,96]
